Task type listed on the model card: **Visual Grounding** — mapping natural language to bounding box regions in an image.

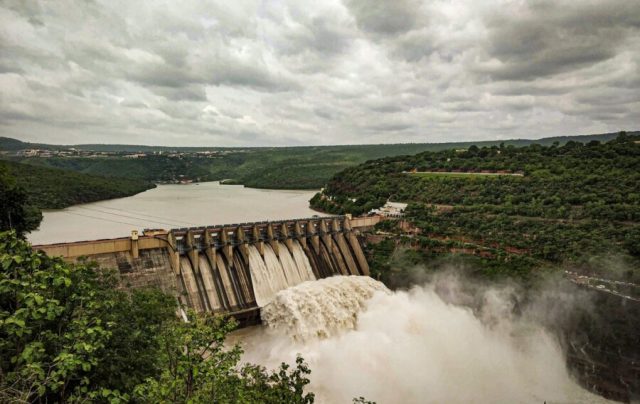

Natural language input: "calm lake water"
[29,182,324,245]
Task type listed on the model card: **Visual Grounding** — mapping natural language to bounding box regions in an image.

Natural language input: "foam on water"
[237,276,611,404]
[261,275,389,341]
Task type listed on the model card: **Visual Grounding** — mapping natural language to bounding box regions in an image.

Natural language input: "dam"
[34,216,380,325]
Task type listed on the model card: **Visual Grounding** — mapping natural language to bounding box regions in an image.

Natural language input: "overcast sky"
[1,0,639,146]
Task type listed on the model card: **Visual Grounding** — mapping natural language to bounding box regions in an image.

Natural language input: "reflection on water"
[29,182,323,244]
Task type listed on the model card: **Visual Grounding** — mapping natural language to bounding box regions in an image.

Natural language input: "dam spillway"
[34,216,377,325]
[169,217,370,314]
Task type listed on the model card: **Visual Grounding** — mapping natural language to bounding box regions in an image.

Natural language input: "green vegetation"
[408,171,523,178]
[6,144,468,189]
[0,160,155,210]
[0,231,316,403]
[19,155,213,184]
[0,231,172,402]
[133,314,314,404]
[1,131,628,153]
[0,165,42,236]
[312,133,640,281]
[2,131,633,190]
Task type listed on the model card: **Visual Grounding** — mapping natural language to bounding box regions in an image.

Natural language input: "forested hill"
[312,132,640,280]
[2,130,636,190]
[0,160,155,209]
[1,130,635,152]
[313,133,640,218]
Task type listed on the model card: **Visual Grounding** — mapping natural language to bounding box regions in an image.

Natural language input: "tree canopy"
[313,133,640,281]
[0,231,316,403]
[0,165,42,236]
[0,160,155,210]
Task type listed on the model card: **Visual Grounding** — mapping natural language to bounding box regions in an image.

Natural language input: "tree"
[134,311,315,404]
[1,231,317,403]
[1,230,120,402]
[0,231,175,402]
[89,288,177,395]
[0,167,42,236]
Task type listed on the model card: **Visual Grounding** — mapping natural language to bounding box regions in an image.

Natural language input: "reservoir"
[29,182,323,245]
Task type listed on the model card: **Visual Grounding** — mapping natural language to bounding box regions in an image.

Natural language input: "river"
[29,182,323,245]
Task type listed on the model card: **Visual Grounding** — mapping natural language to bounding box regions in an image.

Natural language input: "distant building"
[369,201,408,218]
[20,149,40,157]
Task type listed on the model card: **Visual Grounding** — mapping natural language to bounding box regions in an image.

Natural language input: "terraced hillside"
[311,132,640,281]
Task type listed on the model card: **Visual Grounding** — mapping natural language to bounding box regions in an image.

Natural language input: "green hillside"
[2,130,632,153]
[312,132,640,281]
[0,160,155,209]
[2,130,636,189]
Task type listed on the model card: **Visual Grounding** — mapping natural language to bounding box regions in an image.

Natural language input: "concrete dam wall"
[34,216,377,324]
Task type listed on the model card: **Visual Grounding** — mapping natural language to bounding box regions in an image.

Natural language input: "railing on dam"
[33,215,380,260]
[33,215,379,324]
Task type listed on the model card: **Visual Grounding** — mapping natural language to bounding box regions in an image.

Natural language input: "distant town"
[0,145,257,185]
[1,147,248,159]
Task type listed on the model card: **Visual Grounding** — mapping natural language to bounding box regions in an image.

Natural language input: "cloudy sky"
[1,0,639,146]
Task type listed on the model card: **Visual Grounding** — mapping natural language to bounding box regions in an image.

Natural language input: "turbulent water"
[235,276,611,404]
[248,241,316,307]
[261,276,389,340]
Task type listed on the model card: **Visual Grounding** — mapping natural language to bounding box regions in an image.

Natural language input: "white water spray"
[289,241,316,284]
[248,241,316,307]
[261,275,389,341]
[237,276,611,404]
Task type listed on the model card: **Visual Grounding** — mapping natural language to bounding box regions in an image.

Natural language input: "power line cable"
[61,211,146,227]
[88,205,200,226]
[75,206,188,228]
[75,207,179,227]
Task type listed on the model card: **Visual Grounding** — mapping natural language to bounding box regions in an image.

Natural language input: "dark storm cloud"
[367,102,405,113]
[150,86,207,102]
[125,58,296,93]
[390,30,437,62]
[278,15,353,56]
[344,0,422,35]
[365,122,414,132]
[0,0,638,146]
[479,1,640,81]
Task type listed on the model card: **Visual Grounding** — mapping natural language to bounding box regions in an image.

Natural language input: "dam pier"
[34,216,380,325]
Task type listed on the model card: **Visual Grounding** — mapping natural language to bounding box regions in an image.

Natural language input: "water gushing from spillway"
[261,276,389,341]
[236,276,612,404]
[249,241,316,307]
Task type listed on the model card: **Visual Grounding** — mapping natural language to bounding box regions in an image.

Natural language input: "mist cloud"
[237,275,608,403]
